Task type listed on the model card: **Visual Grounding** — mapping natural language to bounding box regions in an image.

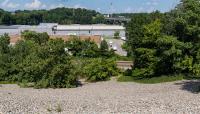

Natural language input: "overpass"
[105,17,131,25]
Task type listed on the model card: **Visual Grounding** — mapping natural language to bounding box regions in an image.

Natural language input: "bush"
[0,31,119,88]
[99,40,114,57]
[114,31,120,39]
[16,39,77,88]
[21,30,49,45]
[66,38,99,58]
[123,69,132,76]
[0,34,13,81]
[83,58,118,82]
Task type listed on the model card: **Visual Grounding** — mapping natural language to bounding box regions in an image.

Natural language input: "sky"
[0,0,180,13]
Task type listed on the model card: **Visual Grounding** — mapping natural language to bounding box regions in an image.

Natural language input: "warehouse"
[53,24,125,37]
[0,24,125,38]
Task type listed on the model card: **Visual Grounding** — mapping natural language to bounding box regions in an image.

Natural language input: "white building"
[0,23,125,37]
[53,24,125,37]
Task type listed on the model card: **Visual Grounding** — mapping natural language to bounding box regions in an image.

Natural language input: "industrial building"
[1,23,127,56]
[0,23,125,38]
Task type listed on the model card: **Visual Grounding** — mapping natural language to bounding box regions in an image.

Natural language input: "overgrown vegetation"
[0,31,119,88]
[121,0,200,81]
[83,58,118,82]
[114,31,120,39]
[0,32,78,88]
[1,0,199,86]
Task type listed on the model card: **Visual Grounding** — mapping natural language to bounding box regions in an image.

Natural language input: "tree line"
[0,8,105,25]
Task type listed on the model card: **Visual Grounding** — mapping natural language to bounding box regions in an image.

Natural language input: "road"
[105,39,127,56]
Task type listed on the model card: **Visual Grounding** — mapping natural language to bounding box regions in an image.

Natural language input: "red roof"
[9,35,102,44]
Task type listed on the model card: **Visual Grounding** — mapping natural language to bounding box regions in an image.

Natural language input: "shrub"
[114,31,120,39]
[132,68,155,79]
[0,34,13,81]
[0,31,119,88]
[21,30,49,45]
[15,39,78,88]
[66,38,99,58]
[83,58,118,82]
[123,69,132,76]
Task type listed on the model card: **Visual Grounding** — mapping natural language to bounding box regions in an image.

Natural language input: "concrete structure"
[116,61,133,70]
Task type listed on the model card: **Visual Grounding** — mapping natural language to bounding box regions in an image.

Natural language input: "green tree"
[167,0,200,76]
[66,38,99,58]
[114,31,120,39]
[1,13,15,25]
[125,13,152,56]
[0,34,10,53]
[83,58,118,82]
[100,40,109,56]
[17,39,77,88]
[100,40,108,51]
[0,34,13,81]
[21,31,49,45]
[129,20,190,78]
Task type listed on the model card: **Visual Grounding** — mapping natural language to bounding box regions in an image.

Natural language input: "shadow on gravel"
[175,80,200,94]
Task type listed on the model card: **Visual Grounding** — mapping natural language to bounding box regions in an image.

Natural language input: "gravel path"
[0,80,200,114]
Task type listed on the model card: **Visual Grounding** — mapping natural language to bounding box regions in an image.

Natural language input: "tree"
[0,34,10,53]
[99,40,114,57]
[16,39,77,88]
[0,34,13,81]
[124,2,200,78]
[114,31,120,39]
[66,38,99,58]
[167,0,200,76]
[1,13,15,25]
[128,19,190,78]
[125,13,152,56]
[165,0,200,43]
[21,31,49,45]
[92,14,105,24]
[0,32,80,88]
[83,58,118,82]
[0,8,101,25]
[100,40,108,52]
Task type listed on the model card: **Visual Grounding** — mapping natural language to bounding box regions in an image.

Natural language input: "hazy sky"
[0,0,180,13]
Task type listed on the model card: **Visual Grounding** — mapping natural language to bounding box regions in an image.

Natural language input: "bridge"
[105,17,131,25]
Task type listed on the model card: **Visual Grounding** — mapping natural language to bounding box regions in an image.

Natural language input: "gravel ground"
[0,80,200,114]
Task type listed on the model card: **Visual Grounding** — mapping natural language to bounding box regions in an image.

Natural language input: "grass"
[118,75,184,84]
[0,81,16,84]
